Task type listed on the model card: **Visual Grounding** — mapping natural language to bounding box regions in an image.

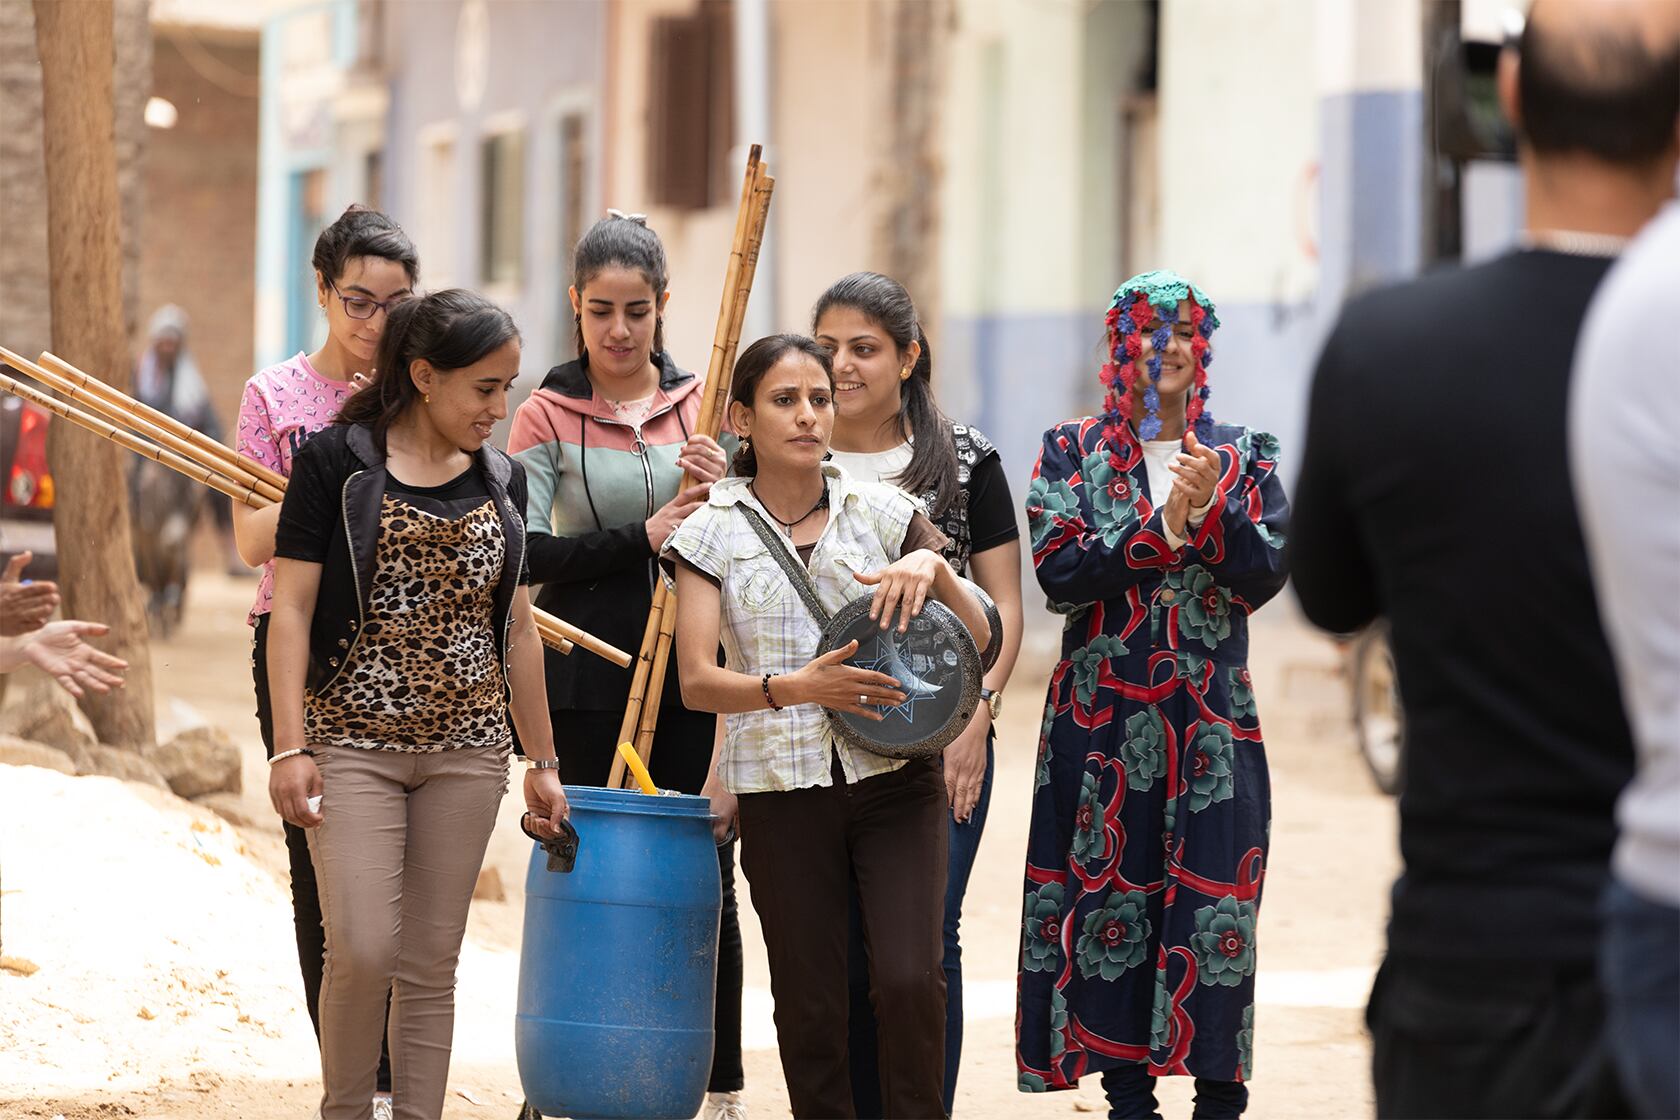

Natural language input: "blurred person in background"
[235,204,418,1119]
[1290,0,1679,1115]
[810,272,1023,1118]
[130,305,233,632]
[1570,200,1680,1120]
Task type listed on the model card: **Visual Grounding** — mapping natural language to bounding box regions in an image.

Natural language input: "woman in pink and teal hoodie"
[507,213,744,1118]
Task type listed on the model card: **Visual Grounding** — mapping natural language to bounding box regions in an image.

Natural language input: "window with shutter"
[647,0,735,210]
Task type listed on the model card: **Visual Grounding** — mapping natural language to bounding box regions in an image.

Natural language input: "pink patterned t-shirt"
[237,352,354,624]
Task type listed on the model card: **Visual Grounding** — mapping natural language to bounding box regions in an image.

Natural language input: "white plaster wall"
[1158,0,1319,305]
[940,0,1089,318]
[1318,0,1423,96]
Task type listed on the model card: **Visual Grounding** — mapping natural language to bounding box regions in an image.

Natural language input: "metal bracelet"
[526,757,561,770]
[269,748,316,766]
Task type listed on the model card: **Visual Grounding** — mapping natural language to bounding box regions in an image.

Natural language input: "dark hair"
[312,205,420,287]
[572,212,671,360]
[1517,13,1680,163]
[337,289,521,450]
[728,334,836,477]
[811,272,958,515]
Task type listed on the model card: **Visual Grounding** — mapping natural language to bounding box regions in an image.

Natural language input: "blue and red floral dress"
[1016,417,1288,1091]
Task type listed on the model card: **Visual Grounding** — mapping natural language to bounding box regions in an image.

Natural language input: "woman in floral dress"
[1016,271,1288,1119]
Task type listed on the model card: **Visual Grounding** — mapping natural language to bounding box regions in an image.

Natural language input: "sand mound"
[0,764,321,1096]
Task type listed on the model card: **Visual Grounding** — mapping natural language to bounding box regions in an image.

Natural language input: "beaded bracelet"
[761,673,782,711]
[269,748,317,766]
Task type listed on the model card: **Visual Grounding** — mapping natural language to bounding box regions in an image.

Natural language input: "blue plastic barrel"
[515,786,721,1120]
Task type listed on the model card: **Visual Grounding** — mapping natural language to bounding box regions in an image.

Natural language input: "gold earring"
[900,367,911,381]
[424,393,431,404]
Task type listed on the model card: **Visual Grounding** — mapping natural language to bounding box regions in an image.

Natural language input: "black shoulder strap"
[737,504,831,625]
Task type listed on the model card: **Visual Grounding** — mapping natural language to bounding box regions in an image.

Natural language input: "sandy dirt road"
[2,571,1397,1119]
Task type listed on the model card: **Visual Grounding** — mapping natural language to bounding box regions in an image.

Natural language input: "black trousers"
[1367,954,1630,1119]
[252,616,393,1094]
[561,708,745,1095]
[738,757,948,1120]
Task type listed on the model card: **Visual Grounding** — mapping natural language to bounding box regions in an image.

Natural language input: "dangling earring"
[424,393,431,404]
[740,436,750,454]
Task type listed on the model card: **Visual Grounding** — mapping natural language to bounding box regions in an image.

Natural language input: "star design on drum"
[852,632,942,724]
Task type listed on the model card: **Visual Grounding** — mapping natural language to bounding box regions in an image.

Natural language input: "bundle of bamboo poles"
[605,146,775,790]
[0,346,632,667]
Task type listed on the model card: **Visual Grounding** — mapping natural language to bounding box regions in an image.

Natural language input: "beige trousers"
[307,743,509,1120]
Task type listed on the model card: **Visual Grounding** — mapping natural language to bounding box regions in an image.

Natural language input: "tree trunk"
[33,0,155,748]
[874,0,950,331]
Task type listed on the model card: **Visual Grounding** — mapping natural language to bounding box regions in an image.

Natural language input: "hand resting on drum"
[779,640,907,720]
[854,548,993,650]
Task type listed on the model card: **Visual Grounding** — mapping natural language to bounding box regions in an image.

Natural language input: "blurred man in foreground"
[1571,201,1680,1119]
[1290,0,1680,1115]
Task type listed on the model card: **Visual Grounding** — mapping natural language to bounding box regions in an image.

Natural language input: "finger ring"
[859,694,869,705]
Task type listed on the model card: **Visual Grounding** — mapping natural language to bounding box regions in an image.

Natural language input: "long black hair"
[728,334,836,477]
[572,212,671,359]
[312,204,419,287]
[811,272,958,515]
[337,289,520,450]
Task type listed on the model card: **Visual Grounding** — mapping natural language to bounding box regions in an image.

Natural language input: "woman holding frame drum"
[667,333,990,1119]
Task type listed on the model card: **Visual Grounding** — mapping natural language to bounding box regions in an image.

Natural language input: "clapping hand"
[1,552,59,636]
[1164,431,1222,538]
[21,620,128,697]
[1168,431,1222,509]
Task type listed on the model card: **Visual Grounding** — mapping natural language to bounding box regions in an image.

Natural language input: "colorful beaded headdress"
[1099,269,1220,447]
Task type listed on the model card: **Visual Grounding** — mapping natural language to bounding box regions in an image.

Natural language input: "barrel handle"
[521,812,581,873]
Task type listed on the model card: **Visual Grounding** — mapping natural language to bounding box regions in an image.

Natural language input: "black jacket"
[281,423,528,696]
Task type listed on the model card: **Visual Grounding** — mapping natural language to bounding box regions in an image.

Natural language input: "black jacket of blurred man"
[1289,1,1680,1117]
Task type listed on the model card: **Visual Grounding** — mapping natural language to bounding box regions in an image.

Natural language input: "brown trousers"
[738,757,948,1119]
[307,743,508,1120]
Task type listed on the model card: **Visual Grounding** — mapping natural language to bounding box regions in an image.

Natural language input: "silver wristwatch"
[526,757,561,770]
[979,687,1003,721]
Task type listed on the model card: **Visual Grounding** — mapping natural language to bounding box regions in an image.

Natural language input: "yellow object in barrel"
[616,742,659,796]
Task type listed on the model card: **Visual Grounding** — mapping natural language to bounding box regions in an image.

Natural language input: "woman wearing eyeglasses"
[233,204,417,1117]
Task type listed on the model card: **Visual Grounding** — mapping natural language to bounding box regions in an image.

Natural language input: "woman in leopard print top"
[267,290,568,1120]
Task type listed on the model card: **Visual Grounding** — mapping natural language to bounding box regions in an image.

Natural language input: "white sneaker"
[703,1091,747,1120]
[372,1096,394,1120]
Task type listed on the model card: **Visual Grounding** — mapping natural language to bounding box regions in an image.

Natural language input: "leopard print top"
[306,495,512,753]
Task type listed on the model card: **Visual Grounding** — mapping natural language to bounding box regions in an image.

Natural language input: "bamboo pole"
[39,350,289,492]
[1,347,284,503]
[2,350,619,663]
[608,151,768,788]
[0,368,267,509]
[608,148,775,790]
